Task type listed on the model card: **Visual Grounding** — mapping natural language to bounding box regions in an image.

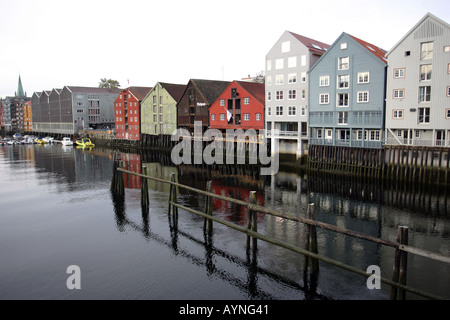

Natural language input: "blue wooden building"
[308,32,387,150]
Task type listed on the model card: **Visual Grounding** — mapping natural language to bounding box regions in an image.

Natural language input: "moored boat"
[61,137,74,146]
[75,138,95,148]
[35,137,48,144]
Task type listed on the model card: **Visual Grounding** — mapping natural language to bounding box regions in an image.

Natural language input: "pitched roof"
[235,81,265,105]
[387,12,450,56]
[287,31,330,54]
[348,34,387,64]
[127,86,153,101]
[159,82,186,102]
[65,86,122,95]
[189,79,231,104]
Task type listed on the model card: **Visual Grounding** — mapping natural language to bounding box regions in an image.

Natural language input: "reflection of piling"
[141,166,149,211]
[303,204,319,284]
[168,173,178,221]
[203,181,213,234]
[246,191,258,251]
[111,160,125,196]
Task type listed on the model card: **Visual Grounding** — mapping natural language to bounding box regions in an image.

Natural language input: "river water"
[0,144,449,300]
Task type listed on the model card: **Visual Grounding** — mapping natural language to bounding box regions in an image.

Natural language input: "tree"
[99,78,121,89]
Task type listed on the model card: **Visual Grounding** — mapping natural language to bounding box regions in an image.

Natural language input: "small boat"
[75,138,95,148]
[35,137,48,144]
[61,137,74,146]
[43,137,54,144]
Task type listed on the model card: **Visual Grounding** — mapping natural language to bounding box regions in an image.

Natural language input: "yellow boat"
[35,137,48,144]
[75,138,95,148]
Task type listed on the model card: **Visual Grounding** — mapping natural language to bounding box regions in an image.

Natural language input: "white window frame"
[275,58,284,69]
[276,106,283,116]
[357,91,369,103]
[358,72,370,84]
[244,97,250,105]
[393,109,404,119]
[320,75,330,87]
[211,114,215,121]
[393,89,405,99]
[288,90,296,100]
[282,41,290,53]
[337,75,349,89]
[338,111,348,125]
[288,56,297,68]
[244,113,250,121]
[276,91,284,100]
[288,106,296,116]
[276,75,284,85]
[337,93,349,107]
[220,114,225,121]
[394,68,405,78]
[288,73,297,84]
[319,93,329,104]
[338,57,349,70]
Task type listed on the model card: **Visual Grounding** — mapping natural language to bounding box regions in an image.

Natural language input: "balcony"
[265,130,308,139]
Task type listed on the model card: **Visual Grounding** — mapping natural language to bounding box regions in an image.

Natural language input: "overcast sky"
[1,0,449,98]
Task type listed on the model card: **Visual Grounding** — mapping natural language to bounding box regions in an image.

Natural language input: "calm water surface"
[0,144,449,300]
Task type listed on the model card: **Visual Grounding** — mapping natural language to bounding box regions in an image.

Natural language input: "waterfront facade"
[209,80,265,132]
[141,82,185,137]
[177,79,231,134]
[385,13,450,147]
[114,87,152,141]
[308,33,387,149]
[0,76,30,132]
[265,31,329,157]
[33,86,120,134]
[23,100,32,132]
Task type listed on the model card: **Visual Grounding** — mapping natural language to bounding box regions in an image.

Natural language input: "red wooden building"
[208,81,265,133]
[114,86,152,141]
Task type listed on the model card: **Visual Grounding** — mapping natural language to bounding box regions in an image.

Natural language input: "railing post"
[168,173,178,219]
[390,226,409,300]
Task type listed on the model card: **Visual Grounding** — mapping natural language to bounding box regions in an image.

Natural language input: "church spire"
[16,75,25,97]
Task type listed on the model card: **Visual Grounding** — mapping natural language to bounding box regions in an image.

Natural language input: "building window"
[301,106,306,116]
[394,68,405,78]
[340,43,347,50]
[317,129,323,139]
[357,91,369,103]
[421,42,433,60]
[369,130,381,141]
[320,93,329,104]
[244,113,250,121]
[282,41,290,53]
[418,107,430,123]
[393,109,404,119]
[301,55,306,66]
[267,92,272,101]
[338,57,349,70]
[419,86,431,102]
[266,76,271,86]
[393,89,405,99]
[420,64,432,81]
[288,56,297,68]
[337,93,349,107]
[288,73,297,84]
[326,129,333,139]
[244,97,250,105]
[320,75,330,87]
[276,75,284,85]
[358,72,370,84]
[211,114,215,121]
[276,106,283,116]
[276,91,284,100]
[338,111,348,125]
[288,106,296,116]
[275,58,284,69]
[256,113,261,121]
[220,99,225,106]
[447,86,450,96]
[267,60,271,71]
[337,75,349,89]
[301,72,306,83]
[445,46,450,52]
[220,114,225,121]
[302,90,306,99]
[267,107,271,116]
[288,90,297,100]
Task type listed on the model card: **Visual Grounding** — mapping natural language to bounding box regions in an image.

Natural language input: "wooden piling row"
[246,191,258,251]
[303,204,319,282]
